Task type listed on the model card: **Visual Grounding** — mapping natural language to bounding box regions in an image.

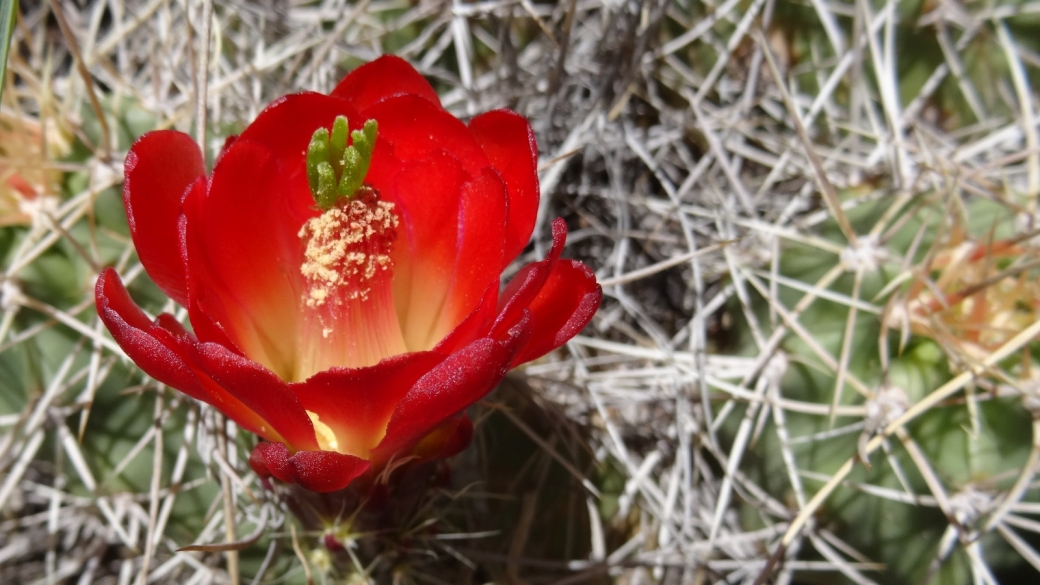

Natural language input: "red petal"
[491,218,568,339]
[288,450,369,492]
[231,92,360,167]
[123,131,204,306]
[387,150,466,351]
[292,351,445,458]
[176,179,240,351]
[432,168,507,342]
[511,260,601,365]
[409,415,474,461]
[330,55,440,111]
[437,415,474,459]
[95,268,203,397]
[96,269,275,440]
[360,95,489,179]
[188,368,289,444]
[468,110,540,263]
[188,342,319,451]
[217,134,238,161]
[249,444,274,479]
[183,140,311,381]
[250,442,370,493]
[372,312,532,463]
[433,283,498,355]
[251,441,291,480]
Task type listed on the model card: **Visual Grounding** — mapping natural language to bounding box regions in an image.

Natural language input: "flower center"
[298,187,399,310]
[293,186,408,380]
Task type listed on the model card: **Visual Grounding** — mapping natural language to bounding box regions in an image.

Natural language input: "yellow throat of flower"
[306,410,339,452]
[290,114,409,385]
[299,187,399,310]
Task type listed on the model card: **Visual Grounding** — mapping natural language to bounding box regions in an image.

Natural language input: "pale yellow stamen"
[306,410,339,452]
[298,193,398,306]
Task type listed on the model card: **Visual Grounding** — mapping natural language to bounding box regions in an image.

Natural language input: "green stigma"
[306,117,378,210]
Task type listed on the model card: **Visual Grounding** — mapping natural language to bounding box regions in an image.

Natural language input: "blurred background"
[1,0,1040,583]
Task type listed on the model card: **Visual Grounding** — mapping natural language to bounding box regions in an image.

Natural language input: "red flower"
[95,56,601,493]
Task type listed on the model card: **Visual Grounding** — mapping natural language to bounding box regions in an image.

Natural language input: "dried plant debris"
[1,0,1040,583]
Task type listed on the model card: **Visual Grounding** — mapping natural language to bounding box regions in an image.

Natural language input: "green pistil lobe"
[306,116,379,210]
[329,116,349,177]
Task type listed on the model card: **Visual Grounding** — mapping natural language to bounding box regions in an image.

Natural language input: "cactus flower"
[95,56,601,493]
